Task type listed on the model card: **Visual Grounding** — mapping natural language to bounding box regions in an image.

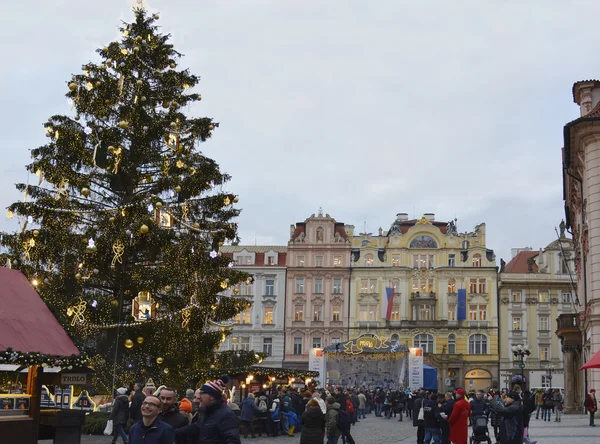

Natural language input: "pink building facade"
[283,211,353,369]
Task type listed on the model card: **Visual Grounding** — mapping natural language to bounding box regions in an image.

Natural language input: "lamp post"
[545,363,555,391]
[501,372,512,390]
[511,343,531,386]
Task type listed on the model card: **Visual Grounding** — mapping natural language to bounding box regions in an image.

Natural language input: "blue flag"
[457,289,467,320]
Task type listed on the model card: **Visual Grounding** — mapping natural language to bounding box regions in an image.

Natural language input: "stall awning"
[580,347,600,370]
[0,268,79,356]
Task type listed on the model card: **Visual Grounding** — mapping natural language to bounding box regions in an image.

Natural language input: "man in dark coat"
[129,395,175,444]
[423,393,441,444]
[301,398,325,444]
[239,393,260,438]
[111,387,130,444]
[488,391,523,444]
[412,390,426,444]
[130,383,146,423]
[439,392,454,444]
[175,376,241,444]
[158,387,189,430]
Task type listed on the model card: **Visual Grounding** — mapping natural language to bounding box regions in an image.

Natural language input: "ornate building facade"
[283,211,352,369]
[498,232,578,406]
[220,246,287,368]
[562,79,600,400]
[348,213,499,391]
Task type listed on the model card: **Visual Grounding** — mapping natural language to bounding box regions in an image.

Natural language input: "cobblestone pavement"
[39,412,599,443]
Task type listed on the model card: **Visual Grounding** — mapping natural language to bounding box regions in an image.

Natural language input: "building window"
[263,307,274,324]
[448,334,456,354]
[472,253,482,267]
[392,255,400,267]
[313,305,323,321]
[470,278,486,293]
[413,254,434,268]
[561,292,572,304]
[391,279,399,293]
[448,279,456,293]
[390,305,400,321]
[512,316,522,331]
[414,334,434,354]
[267,255,276,265]
[359,304,377,321]
[314,279,323,294]
[294,305,304,321]
[413,278,434,293]
[231,336,239,350]
[469,334,487,354]
[263,338,272,356]
[511,291,522,303]
[333,256,342,267]
[539,346,550,361]
[333,279,342,294]
[236,255,253,265]
[265,279,275,296]
[295,278,305,293]
[469,279,477,294]
[312,337,321,349]
[469,304,487,321]
[332,337,341,344]
[240,283,253,296]
[478,278,486,294]
[241,337,250,351]
[293,337,303,355]
[315,256,323,267]
[369,279,378,293]
[360,279,368,292]
[419,304,432,320]
[365,253,374,266]
[541,375,551,389]
[332,305,341,321]
[539,316,549,331]
[538,291,549,303]
[448,304,456,321]
[448,254,456,267]
[242,307,251,324]
[297,256,305,267]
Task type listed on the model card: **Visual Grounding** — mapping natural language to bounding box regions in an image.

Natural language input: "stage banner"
[308,348,325,385]
[408,347,424,390]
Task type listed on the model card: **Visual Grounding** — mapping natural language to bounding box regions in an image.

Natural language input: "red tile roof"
[0,267,80,356]
[503,251,538,273]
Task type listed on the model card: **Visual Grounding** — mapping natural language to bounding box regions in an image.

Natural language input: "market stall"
[0,267,85,444]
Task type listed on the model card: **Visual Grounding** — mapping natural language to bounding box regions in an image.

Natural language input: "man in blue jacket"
[175,375,241,444]
[129,396,175,444]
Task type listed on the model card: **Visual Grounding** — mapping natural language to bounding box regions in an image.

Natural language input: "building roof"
[0,267,80,356]
[221,245,287,254]
[503,251,539,273]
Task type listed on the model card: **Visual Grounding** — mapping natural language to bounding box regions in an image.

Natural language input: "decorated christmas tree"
[0,5,257,391]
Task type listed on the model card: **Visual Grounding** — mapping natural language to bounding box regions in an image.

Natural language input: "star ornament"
[209,250,218,259]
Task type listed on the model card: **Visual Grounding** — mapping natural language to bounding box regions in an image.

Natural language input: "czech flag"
[385,287,395,320]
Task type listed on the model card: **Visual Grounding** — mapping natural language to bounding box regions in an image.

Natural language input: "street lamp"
[501,372,512,390]
[545,363,555,391]
[512,343,531,384]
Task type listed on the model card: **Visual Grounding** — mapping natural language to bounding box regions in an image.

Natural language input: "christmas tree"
[0,5,257,391]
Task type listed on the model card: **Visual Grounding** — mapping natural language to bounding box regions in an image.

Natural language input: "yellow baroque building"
[348,213,499,391]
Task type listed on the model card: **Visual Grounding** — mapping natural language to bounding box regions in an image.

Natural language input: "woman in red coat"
[448,389,471,444]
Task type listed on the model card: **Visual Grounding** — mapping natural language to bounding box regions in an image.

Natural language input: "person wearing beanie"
[110,388,130,444]
[158,387,189,430]
[179,398,193,423]
[584,388,597,426]
[448,388,470,444]
[488,391,523,444]
[175,375,241,444]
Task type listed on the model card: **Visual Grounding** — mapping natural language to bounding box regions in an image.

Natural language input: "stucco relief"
[331,295,344,305]
[292,294,307,304]
[358,293,379,303]
[500,296,510,305]
[570,181,582,214]
[311,294,325,304]
[583,228,589,257]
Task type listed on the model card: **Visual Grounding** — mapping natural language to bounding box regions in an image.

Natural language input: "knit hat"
[455,388,465,396]
[179,398,193,413]
[201,375,229,399]
[591,389,596,393]
[116,387,127,395]
[506,391,520,400]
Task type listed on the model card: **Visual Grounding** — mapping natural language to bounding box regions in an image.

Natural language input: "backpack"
[258,399,268,413]
[338,409,350,432]
[271,407,280,421]
[345,398,354,415]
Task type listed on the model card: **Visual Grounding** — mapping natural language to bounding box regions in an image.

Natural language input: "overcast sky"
[1,0,597,264]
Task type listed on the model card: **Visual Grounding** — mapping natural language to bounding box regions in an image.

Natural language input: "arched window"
[409,235,438,249]
[448,334,456,354]
[365,253,374,266]
[472,253,482,267]
[391,334,400,342]
[414,334,434,354]
[469,334,488,354]
[447,279,456,293]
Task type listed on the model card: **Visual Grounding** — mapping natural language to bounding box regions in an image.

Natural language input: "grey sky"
[1,0,597,263]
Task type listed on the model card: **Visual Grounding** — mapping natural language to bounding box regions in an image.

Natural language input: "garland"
[195,366,319,383]
[0,348,88,369]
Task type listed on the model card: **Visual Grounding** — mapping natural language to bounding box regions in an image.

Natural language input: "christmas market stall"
[0,267,86,444]
[323,334,410,389]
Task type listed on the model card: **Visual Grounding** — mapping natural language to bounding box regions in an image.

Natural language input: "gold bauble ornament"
[124,339,134,349]
[233,196,239,203]
[174,185,181,193]
[208,124,214,130]
[136,336,144,344]
[162,101,170,109]
[156,357,164,364]
[140,224,149,234]
[170,101,178,109]
[111,299,119,307]
[233,288,239,295]
[82,238,88,245]
[169,122,177,129]
[33,230,39,237]
[136,80,143,86]
[75,273,82,280]
[133,46,140,53]
[155,202,163,209]
[164,285,172,293]
[74,115,80,121]
[68,82,78,91]
[102,46,109,53]
[81,187,91,197]
[105,99,111,105]
[193,222,200,228]
[95,81,101,87]
[108,145,116,153]
[109,216,116,223]
[163,368,170,374]
[169,63,175,69]
[117,121,129,129]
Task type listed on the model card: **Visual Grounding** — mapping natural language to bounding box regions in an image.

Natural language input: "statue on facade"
[296,232,305,243]
[559,219,566,239]
[500,258,506,272]
[447,219,458,236]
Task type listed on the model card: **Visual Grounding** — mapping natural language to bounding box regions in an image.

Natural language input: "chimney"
[290,224,295,238]
[396,213,408,222]
[424,213,435,221]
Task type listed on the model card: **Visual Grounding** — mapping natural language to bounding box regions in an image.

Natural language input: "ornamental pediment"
[331,295,344,305]
[312,294,326,304]
[292,294,307,304]
[468,293,488,304]
[358,292,379,303]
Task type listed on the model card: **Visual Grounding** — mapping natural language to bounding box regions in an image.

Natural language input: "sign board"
[60,373,89,385]
[308,348,325,384]
[408,348,423,391]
